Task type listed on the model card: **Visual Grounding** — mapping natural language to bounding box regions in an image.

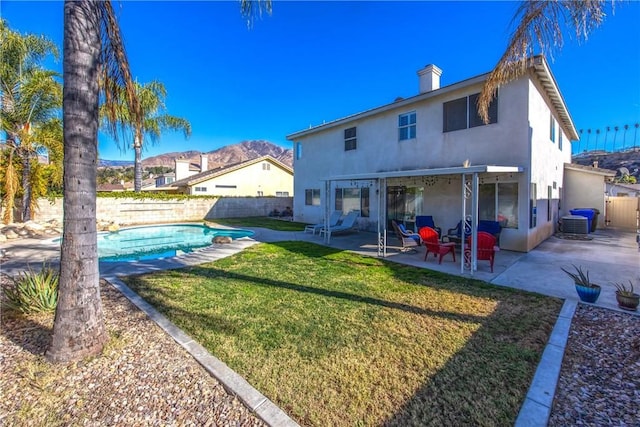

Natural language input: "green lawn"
[123,241,561,426]
[212,216,307,231]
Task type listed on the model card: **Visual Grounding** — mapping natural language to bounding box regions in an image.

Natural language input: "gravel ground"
[2,274,639,426]
[0,277,265,427]
[549,304,640,426]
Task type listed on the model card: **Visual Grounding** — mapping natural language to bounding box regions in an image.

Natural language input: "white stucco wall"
[563,168,608,228]
[291,72,575,252]
[525,76,573,249]
[188,160,293,197]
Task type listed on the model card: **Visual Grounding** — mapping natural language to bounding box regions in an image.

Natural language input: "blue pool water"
[95,224,253,262]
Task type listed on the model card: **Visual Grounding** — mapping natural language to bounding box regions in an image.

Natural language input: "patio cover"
[321,165,523,275]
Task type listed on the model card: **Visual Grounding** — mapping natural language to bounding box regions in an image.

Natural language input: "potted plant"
[612,281,639,311]
[561,265,601,303]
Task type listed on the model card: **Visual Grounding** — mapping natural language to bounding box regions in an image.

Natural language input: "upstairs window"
[550,114,556,142]
[262,162,271,170]
[443,97,467,132]
[295,142,302,160]
[344,127,357,151]
[443,93,498,132]
[398,111,416,141]
[559,131,563,150]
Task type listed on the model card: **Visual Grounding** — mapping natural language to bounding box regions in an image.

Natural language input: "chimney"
[200,154,208,173]
[417,64,442,93]
[175,158,190,181]
[593,160,599,168]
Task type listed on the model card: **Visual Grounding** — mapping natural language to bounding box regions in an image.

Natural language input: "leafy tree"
[101,80,191,192]
[49,0,271,364]
[478,1,611,123]
[0,20,62,223]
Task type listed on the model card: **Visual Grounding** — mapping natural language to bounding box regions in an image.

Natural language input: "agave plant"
[561,265,598,288]
[2,265,59,313]
[612,280,636,297]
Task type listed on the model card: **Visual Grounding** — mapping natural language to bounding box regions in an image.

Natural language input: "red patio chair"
[464,231,498,272]
[418,226,456,264]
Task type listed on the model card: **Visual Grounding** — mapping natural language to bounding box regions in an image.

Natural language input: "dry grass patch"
[124,241,561,426]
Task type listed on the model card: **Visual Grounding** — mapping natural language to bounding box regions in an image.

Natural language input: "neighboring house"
[97,181,134,192]
[97,183,127,192]
[607,182,640,197]
[564,163,616,210]
[287,55,600,253]
[154,173,175,187]
[159,155,293,197]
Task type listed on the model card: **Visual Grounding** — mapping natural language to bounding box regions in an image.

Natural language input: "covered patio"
[320,165,523,276]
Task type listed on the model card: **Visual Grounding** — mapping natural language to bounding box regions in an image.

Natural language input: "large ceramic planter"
[615,292,640,311]
[575,283,601,303]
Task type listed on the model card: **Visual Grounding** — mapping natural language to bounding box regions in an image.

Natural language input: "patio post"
[324,180,331,244]
[471,172,479,274]
[378,178,387,257]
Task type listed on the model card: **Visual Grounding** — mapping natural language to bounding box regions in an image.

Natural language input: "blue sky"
[3,1,640,161]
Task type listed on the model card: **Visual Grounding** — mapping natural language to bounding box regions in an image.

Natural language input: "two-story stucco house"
[287,55,581,254]
[159,155,293,197]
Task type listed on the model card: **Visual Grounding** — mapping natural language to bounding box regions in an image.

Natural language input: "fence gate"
[606,196,640,230]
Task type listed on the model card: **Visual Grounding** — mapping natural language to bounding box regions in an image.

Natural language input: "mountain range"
[99,140,293,169]
[572,149,640,179]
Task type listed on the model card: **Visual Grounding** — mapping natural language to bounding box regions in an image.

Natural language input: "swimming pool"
[96,224,253,262]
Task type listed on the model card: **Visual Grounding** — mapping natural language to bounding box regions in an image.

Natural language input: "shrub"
[2,266,59,313]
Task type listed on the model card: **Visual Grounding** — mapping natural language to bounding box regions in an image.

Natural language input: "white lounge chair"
[304,211,343,235]
[319,210,359,238]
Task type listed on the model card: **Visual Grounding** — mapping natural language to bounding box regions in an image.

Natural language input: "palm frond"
[240,0,273,28]
[98,0,142,146]
[478,0,610,123]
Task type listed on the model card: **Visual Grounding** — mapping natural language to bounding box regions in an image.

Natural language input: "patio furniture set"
[392,216,501,272]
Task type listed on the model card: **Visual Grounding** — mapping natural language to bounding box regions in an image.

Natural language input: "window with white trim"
[305,189,320,206]
[257,191,264,196]
[276,191,289,197]
[344,127,357,151]
[550,114,556,142]
[194,186,207,192]
[398,111,416,141]
[262,163,271,170]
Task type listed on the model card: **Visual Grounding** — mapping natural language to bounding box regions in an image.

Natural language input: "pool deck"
[1,226,639,427]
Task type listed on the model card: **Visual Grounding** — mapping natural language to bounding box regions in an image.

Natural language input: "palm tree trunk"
[48,0,108,363]
[21,148,32,222]
[134,136,142,192]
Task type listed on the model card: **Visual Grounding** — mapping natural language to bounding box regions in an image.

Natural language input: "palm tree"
[102,80,191,192]
[623,124,629,149]
[49,0,271,364]
[478,1,611,123]
[0,20,62,222]
[48,0,141,363]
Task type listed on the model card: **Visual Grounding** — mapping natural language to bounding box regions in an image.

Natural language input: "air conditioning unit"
[561,215,589,234]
